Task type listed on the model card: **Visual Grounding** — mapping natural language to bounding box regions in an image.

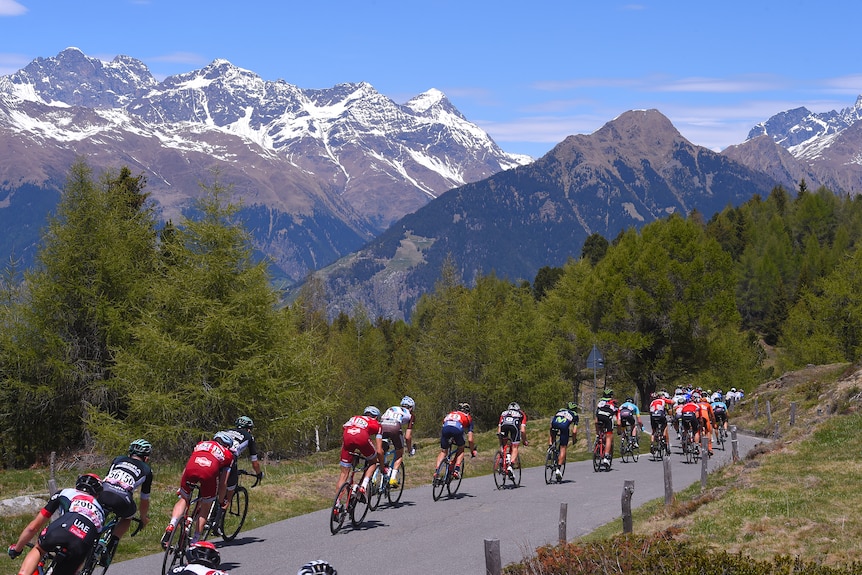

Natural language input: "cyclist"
[168,541,229,574]
[548,401,579,481]
[712,393,729,439]
[649,392,673,456]
[436,402,476,480]
[97,438,154,566]
[298,560,338,574]
[697,394,715,456]
[680,395,700,450]
[498,402,527,478]
[8,473,106,575]
[380,396,416,487]
[214,416,264,533]
[595,388,618,469]
[618,396,643,448]
[336,406,384,503]
[162,432,235,549]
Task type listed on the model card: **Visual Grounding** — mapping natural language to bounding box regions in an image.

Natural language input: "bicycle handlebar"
[238,468,261,488]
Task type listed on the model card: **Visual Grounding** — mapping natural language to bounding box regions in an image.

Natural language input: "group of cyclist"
[649,387,734,457]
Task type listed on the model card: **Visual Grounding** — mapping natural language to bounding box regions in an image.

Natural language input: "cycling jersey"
[100,455,153,519]
[680,401,700,431]
[440,410,473,449]
[618,401,639,429]
[712,401,728,422]
[550,408,578,443]
[595,398,617,432]
[169,564,230,575]
[37,488,107,575]
[498,408,527,443]
[179,440,235,500]
[380,405,414,450]
[218,427,259,488]
[340,415,382,465]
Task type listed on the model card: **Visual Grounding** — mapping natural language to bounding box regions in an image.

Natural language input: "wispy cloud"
[0,52,30,75]
[0,0,26,16]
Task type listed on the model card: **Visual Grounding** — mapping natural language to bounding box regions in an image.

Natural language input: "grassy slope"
[3,362,861,569]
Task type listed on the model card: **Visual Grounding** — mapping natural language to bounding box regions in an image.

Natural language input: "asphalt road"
[110,430,764,575]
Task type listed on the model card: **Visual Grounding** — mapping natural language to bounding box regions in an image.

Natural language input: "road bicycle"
[162,482,220,575]
[715,425,727,451]
[544,435,565,484]
[433,437,467,500]
[369,438,405,510]
[493,432,522,489]
[619,424,640,463]
[592,427,613,472]
[649,426,669,461]
[20,542,67,575]
[680,425,700,464]
[330,451,372,534]
[78,514,142,575]
[207,468,260,541]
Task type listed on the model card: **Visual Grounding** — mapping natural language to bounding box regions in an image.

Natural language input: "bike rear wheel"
[330,482,350,534]
[511,456,522,487]
[432,459,448,501]
[161,521,187,575]
[448,459,464,496]
[368,467,384,511]
[221,486,248,541]
[493,450,506,489]
[544,447,556,484]
[349,485,370,527]
[388,465,405,505]
[592,439,602,472]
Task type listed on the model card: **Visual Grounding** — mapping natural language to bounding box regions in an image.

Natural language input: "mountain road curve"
[109,430,764,575]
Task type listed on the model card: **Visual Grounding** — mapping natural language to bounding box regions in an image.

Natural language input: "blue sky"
[2,0,861,158]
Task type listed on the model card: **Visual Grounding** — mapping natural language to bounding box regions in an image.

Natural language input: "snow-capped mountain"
[728,95,862,194]
[0,48,530,281]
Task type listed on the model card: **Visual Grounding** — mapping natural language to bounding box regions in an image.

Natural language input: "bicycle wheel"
[448,460,463,496]
[432,458,448,501]
[631,438,640,462]
[368,467,384,511]
[330,482,350,534]
[592,440,602,472]
[350,484,370,527]
[493,451,506,489]
[78,546,100,575]
[544,447,556,484]
[221,486,248,541]
[161,521,187,575]
[388,465,405,505]
[511,456,521,487]
[718,430,726,450]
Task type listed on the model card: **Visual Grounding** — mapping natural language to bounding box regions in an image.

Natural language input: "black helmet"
[298,560,338,575]
[457,402,471,414]
[626,397,635,404]
[76,473,103,497]
[187,541,220,568]
[128,438,152,458]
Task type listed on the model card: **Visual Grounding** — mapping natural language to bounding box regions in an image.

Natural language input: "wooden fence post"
[766,400,772,426]
[754,397,759,418]
[621,480,635,533]
[730,425,739,462]
[559,503,567,544]
[663,456,673,506]
[484,539,501,575]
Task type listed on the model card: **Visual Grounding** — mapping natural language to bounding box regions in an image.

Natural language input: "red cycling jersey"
[179,440,234,500]
[340,415,382,465]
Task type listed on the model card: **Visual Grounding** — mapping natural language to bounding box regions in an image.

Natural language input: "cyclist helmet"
[603,388,614,397]
[507,402,521,411]
[400,396,415,409]
[625,397,635,404]
[566,401,578,411]
[235,415,254,429]
[187,541,220,568]
[363,406,380,419]
[298,560,338,575]
[75,473,103,497]
[213,431,234,449]
[458,402,471,414]
[128,438,152,458]
[677,397,686,405]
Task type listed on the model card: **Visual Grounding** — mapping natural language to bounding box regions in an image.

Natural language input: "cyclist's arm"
[9,509,50,555]
[138,495,151,528]
[467,430,476,455]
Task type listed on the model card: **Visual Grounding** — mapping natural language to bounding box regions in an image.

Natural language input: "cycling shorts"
[341,426,377,466]
[550,419,573,444]
[681,412,699,432]
[619,412,636,430]
[440,425,466,449]
[499,422,522,444]
[595,413,615,433]
[38,513,98,575]
[381,424,405,450]
[98,485,137,519]
[650,414,667,434]
[180,455,224,500]
[714,408,727,423]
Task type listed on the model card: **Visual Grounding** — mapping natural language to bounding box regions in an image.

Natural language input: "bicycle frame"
[494,433,520,488]
[433,439,464,500]
[330,452,372,534]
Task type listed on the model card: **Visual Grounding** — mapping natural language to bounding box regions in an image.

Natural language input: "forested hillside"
[2,163,862,468]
